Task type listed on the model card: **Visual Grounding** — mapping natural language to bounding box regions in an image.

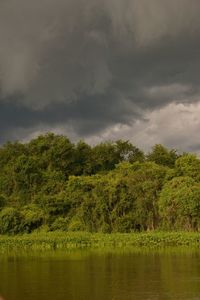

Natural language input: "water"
[0,249,200,300]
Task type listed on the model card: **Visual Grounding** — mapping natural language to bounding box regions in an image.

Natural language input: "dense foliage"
[0,133,199,234]
[0,232,200,250]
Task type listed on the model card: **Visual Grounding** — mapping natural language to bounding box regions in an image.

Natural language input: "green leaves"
[147,144,178,168]
[0,207,21,234]
[0,133,199,234]
[159,176,200,230]
[175,154,200,181]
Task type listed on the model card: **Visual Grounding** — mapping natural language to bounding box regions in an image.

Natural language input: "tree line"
[0,133,199,234]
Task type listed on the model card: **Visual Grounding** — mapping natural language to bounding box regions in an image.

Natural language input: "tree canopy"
[0,133,199,234]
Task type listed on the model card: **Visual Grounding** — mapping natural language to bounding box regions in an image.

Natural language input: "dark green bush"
[20,204,46,233]
[0,207,22,234]
[50,217,69,231]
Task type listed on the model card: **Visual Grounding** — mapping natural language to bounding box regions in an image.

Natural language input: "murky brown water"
[0,249,200,300]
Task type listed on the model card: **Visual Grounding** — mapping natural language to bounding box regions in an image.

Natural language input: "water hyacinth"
[0,232,200,251]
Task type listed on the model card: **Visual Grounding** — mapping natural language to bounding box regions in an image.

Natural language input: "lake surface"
[0,248,200,300]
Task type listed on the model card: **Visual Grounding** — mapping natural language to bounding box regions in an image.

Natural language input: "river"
[0,248,200,300]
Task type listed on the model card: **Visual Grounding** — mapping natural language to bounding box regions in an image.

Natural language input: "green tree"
[147,144,178,168]
[159,176,200,230]
[0,141,27,169]
[73,141,92,175]
[28,133,75,177]
[20,204,46,233]
[90,142,118,173]
[0,207,22,234]
[115,140,145,163]
[175,154,200,182]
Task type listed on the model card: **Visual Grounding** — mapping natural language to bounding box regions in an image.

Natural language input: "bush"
[20,204,46,233]
[0,207,22,234]
[0,194,6,209]
[159,176,200,230]
[113,214,136,233]
[68,217,86,232]
[50,217,69,231]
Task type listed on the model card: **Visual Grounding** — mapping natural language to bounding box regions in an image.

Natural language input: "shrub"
[159,176,200,230]
[20,204,46,233]
[50,217,69,231]
[0,207,22,234]
[68,217,86,232]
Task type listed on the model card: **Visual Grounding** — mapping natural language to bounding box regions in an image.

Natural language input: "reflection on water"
[0,248,200,300]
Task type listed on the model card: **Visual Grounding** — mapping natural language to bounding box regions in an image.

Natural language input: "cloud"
[0,0,200,151]
[12,101,200,156]
[84,101,200,154]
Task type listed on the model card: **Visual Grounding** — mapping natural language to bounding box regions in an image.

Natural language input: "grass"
[0,231,200,251]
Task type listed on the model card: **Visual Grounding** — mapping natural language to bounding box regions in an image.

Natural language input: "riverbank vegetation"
[0,133,200,234]
[0,232,200,251]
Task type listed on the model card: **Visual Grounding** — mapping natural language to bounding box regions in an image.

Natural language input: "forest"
[0,132,199,235]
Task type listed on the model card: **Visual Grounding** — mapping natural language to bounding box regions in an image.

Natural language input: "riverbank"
[0,231,199,251]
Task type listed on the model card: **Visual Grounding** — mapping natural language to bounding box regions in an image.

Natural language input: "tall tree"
[147,144,178,168]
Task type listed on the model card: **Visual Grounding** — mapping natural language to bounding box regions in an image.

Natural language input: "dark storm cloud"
[0,93,140,143]
[1,0,200,148]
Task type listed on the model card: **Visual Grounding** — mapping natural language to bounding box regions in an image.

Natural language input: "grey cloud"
[1,0,200,150]
[83,102,200,154]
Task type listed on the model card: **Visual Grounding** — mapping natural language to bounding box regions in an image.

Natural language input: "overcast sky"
[1,0,200,152]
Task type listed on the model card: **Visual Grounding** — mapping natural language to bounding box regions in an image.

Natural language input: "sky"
[1,0,200,152]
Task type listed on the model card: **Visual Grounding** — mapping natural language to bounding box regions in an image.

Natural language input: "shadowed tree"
[147,144,178,168]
